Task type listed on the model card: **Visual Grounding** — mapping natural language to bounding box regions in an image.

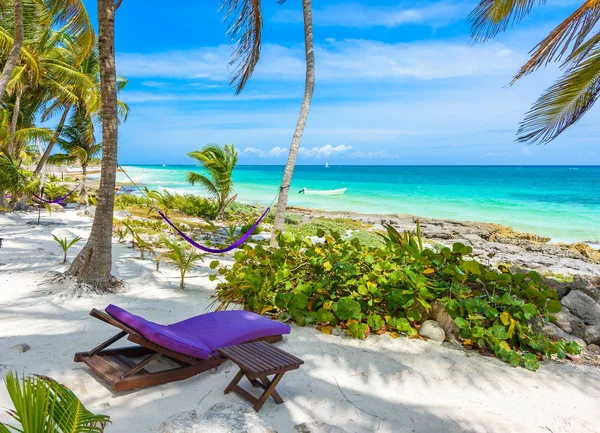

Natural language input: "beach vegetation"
[163,238,205,290]
[52,234,82,263]
[0,372,110,432]
[216,224,580,371]
[187,143,238,220]
[470,0,600,143]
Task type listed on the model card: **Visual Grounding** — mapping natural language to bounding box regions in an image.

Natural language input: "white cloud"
[242,146,289,158]
[241,144,353,159]
[274,2,467,28]
[299,144,353,158]
[117,39,522,83]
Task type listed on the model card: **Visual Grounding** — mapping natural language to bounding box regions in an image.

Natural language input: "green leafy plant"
[121,220,155,260]
[0,372,110,432]
[52,235,82,263]
[216,224,580,371]
[163,238,205,290]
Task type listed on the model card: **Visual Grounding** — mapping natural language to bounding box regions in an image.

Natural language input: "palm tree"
[0,0,23,101]
[0,149,37,208]
[48,111,101,204]
[67,0,120,290]
[0,372,110,432]
[187,143,238,220]
[269,0,314,246]
[217,0,315,243]
[470,0,600,143]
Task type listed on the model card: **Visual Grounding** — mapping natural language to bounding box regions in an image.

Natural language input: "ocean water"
[116,165,600,244]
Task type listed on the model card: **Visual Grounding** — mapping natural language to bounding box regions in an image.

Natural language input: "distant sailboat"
[325,162,329,168]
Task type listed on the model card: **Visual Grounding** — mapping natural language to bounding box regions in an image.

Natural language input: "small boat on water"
[325,162,329,168]
[299,187,347,196]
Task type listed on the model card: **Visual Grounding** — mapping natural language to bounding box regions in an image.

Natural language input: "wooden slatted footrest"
[218,341,304,412]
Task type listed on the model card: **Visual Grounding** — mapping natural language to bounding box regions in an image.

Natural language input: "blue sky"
[83,0,600,165]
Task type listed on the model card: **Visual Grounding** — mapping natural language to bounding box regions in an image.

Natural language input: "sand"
[1,209,599,433]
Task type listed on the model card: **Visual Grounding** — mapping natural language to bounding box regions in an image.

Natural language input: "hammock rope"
[118,165,277,254]
[34,183,81,205]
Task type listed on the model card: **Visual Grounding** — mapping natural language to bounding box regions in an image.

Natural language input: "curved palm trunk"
[67,0,119,290]
[0,0,23,101]
[270,0,315,247]
[34,104,72,176]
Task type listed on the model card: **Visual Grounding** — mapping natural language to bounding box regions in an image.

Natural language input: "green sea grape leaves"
[215,226,580,371]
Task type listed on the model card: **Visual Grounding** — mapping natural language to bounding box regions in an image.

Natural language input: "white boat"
[325,162,329,168]
[299,187,347,196]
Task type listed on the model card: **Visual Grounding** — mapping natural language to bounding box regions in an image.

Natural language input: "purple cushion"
[169,310,291,352]
[105,305,290,360]
[106,305,212,359]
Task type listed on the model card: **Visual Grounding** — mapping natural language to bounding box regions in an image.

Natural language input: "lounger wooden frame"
[74,308,283,391]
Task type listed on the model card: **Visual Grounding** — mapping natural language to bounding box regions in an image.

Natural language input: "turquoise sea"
[116,165,600,244]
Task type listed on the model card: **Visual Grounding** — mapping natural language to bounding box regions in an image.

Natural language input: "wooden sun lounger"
[74,309,283,391]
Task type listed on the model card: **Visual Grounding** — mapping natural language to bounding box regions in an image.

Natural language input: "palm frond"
[218,0,263,94]
[517,44,600,143]
[469,0,541,43]
[512,0,600,83]
[186,171,219,197]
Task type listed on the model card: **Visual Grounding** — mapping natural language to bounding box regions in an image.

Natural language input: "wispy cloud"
[273,1,467,28]
[299,144,353,158]
[117,39,521,84]
[241,144,353,159]
[243,146,289,158]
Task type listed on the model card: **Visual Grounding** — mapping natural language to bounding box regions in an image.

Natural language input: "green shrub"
[215,224,580,371]
[170,194,218,219]
[289,217,365,239]
[115,193,151,209]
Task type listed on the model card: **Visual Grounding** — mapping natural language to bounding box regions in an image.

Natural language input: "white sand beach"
[1,209,600,433]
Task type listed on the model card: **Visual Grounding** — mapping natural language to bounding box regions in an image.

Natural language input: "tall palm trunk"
[67,0,119,290]
[34,104,72,175]
[0,0,23,101]
[80,162,88,205]
[270,0,315,247]
[8,89,21,156]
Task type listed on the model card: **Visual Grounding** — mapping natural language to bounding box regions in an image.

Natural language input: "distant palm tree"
[187,143,238,220]
[48,111,101,204]
[470,0,600,143]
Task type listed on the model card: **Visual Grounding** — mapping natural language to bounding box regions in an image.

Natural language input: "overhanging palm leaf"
[511,0,600,83]
[517,43,600,143]
[469,0,540,43]
[218,0,263,94]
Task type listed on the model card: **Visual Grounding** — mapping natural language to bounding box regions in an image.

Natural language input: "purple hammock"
[34,183,80,205]
[158,206,271,254]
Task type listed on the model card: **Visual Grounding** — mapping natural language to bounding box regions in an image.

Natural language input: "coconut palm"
[48,111,101,204]
[0,0,23,101]
[269,0,314,245]
[67,0,120,290]
[187,143,238,220]
[470,0,600,143]
[218,0,315,243]
[0,372,110,432]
